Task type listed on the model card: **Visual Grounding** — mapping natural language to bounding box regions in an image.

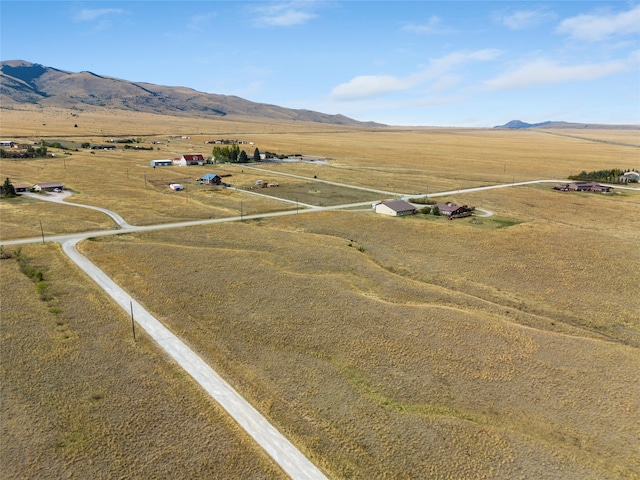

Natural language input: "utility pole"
[130,301,137,342]
[39,220,45,244]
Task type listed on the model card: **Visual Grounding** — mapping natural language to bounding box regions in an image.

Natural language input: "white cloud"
[485,56,634,90]
[401,16,454,34]
[187,12,217,31]
[75,8,124,22]
[498,9,555,30]
[557,4,640,41]
[331,49,502,101]
[249,1,318,27]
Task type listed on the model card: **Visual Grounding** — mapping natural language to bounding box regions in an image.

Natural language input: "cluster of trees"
[570,168,638,183]
[0,146,48,158]
[212,146,261,164]
[263,151,289,160]
[123,144,154,151]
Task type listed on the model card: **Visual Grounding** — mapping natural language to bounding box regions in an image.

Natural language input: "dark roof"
[35,182,64,188]
[381,200,416,212]
[436,203,462,213]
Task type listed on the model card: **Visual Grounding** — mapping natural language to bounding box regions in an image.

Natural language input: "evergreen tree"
[2,178,16,197]
[253,147,261,162]
[238,150,248,163]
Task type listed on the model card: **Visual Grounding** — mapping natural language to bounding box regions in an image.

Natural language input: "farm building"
[169,183,184,191]
[374,200,417,217]
[33,182,64,192]
[174,154,205,166]
[436,203,475,218]
[150,159,173,167]
[13,184,30,193]
[201,173,221,185]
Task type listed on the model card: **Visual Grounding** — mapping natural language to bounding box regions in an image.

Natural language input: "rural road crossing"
[6,178,638,478]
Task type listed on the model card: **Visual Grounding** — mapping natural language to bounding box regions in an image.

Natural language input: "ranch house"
[201,173,222,185]
[33,182,64,192]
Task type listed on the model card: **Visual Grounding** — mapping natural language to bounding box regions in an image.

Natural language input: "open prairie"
[0,243,286,479]
[2,106,640,478]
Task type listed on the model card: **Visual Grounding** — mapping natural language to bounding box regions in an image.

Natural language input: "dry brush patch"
[0,243,287,479]
[80,214,640,479]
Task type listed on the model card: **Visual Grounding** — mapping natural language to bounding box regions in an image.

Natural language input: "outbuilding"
[169,183,184,191]
[374,200,417,217]
[150,159,173,167]
[174,154,205,166]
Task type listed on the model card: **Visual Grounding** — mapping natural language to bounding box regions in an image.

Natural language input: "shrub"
[408,196,436,205]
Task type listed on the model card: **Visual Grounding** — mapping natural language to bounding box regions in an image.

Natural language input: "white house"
[374,200,416,217]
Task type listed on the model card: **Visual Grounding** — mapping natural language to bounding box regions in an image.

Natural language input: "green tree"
[253,147,261,162]
[2,178,17,197]
[238,150,248,163]
[431,205,440,216]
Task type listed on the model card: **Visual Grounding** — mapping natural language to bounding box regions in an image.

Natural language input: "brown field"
[2,106,640,479]
[0,244,286,479]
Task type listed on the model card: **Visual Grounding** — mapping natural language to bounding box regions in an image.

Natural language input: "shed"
[169,183,184,191]
[374,200,417,217]
[150,159,173,167]
[13,184,30,193]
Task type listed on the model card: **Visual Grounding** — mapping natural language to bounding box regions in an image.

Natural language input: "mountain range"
[0,60,382,127]
[493,119,638,130]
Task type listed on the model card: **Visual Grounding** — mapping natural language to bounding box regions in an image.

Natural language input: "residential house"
[436,203,475,218]
[201,173,221,185]
[33,182,64,192]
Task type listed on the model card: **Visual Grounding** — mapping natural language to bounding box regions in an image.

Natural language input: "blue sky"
[2,1,639,126]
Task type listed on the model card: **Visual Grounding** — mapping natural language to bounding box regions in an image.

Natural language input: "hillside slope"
[0,60,382,127]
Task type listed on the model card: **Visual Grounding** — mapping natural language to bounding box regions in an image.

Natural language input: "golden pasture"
[2,105,639,478]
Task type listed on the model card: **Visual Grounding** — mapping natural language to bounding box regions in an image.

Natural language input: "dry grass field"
[0,243,286,479]
[2,105,640,479]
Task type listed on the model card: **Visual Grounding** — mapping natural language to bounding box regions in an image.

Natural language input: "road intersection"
[5,176,637,479]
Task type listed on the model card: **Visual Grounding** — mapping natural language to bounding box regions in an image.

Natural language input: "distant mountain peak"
[494,119,567,129]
